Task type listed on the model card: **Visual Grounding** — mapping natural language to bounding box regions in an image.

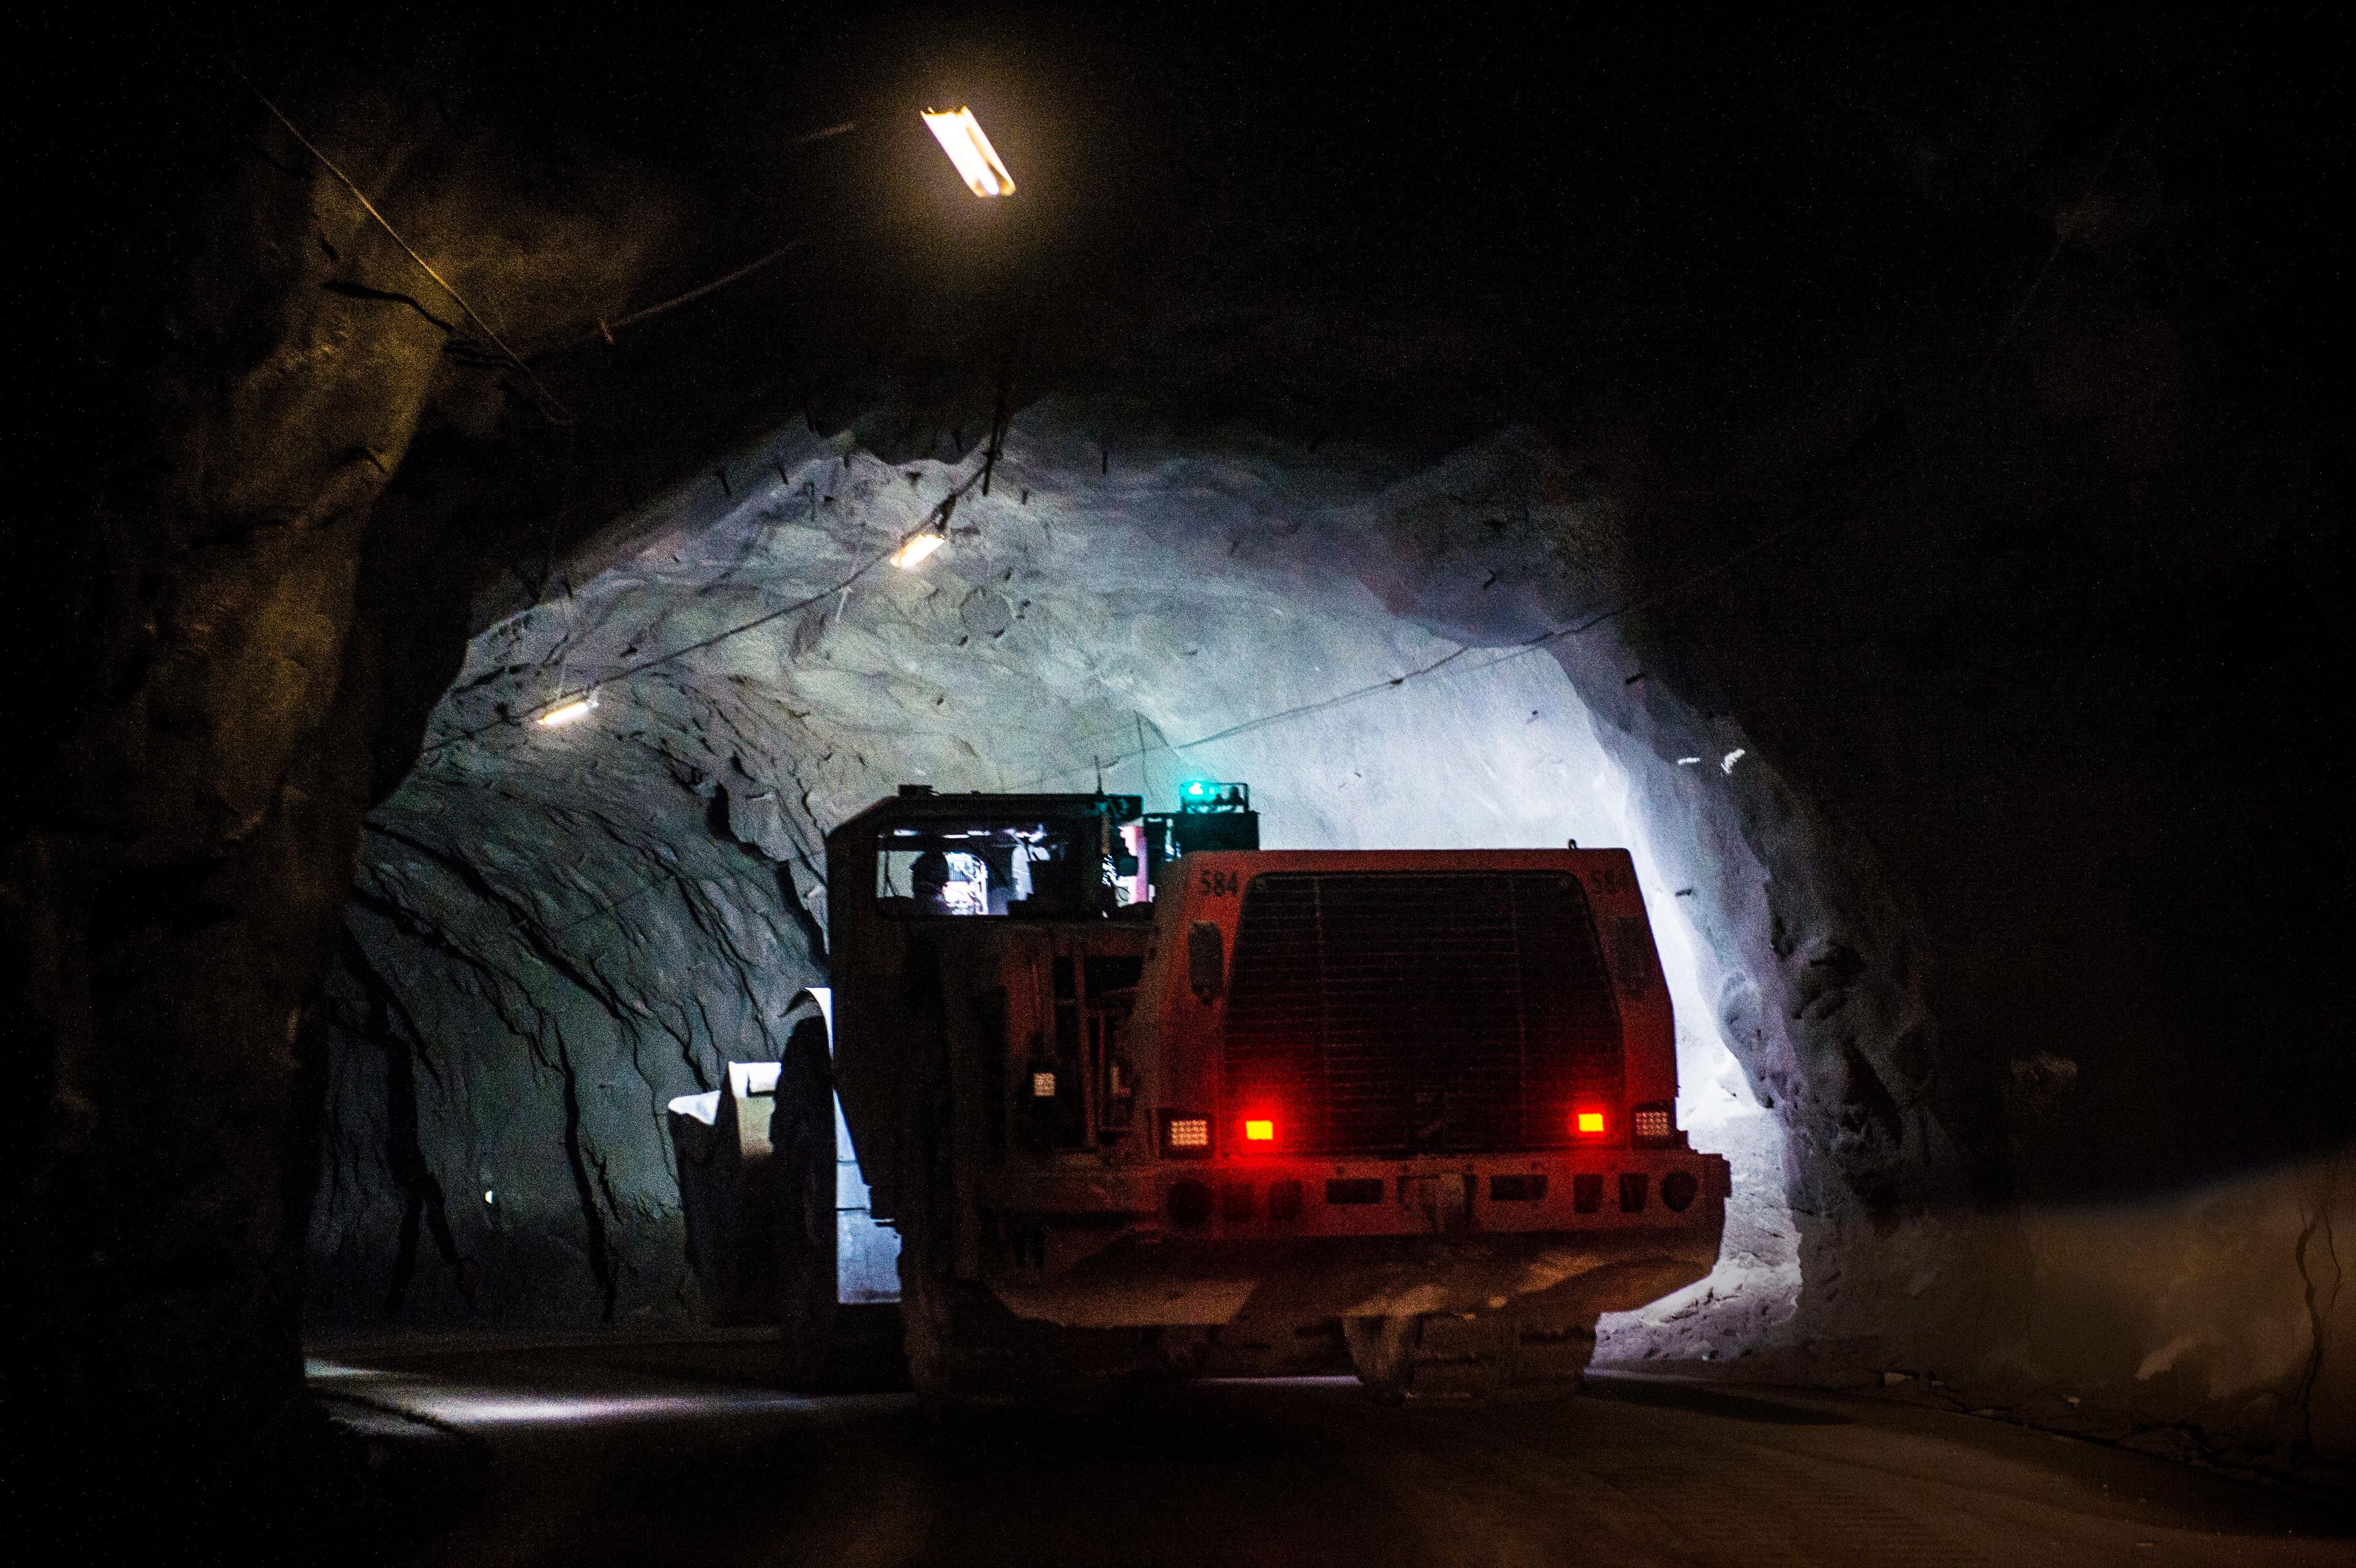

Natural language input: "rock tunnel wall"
[319,401,2350,1466]
[312,750,823,1325]
[312,413,1802,1353]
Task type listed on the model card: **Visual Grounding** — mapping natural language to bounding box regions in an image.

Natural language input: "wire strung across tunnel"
[1010,509,1819,793]
[393,494,1809,948]
[210,50,572,426]
[414,459,990,758]
[416,445,1816,799]
[396,53,2148,780]
[531,241,809,359]
[233,32,2160,785]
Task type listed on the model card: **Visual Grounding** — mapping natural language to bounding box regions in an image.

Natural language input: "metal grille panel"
[1222,872,1623,1155]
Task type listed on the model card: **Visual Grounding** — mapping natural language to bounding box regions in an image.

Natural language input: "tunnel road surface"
[310,1335,2347,1567]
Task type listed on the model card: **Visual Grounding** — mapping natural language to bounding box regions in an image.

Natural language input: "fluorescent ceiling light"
[537,692,598,727]
[922,107,1016,197]
[893,532,946,569]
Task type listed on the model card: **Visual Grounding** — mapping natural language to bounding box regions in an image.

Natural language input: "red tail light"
[1573,1107,1608,1139]
[1242,1117,1276,1145]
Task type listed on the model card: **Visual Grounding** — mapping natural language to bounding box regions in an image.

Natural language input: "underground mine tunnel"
[12,10,2350,1563]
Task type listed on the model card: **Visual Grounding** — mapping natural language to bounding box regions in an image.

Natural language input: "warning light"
[1177,780,1251,813]
[1574,1109,1608,1137]
[1243,1118,1275,1143]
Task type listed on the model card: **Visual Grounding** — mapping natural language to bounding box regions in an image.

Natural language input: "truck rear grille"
[1222,872,1623,1155]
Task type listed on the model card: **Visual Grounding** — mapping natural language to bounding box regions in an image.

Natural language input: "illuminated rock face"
[312,389,2355,1461]
[310,408,1812,1353]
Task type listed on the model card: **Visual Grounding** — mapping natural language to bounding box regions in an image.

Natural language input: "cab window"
[874,817,1158,918]
[874,820,1080,918]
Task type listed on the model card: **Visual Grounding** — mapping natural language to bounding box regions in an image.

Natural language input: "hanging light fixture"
[537,690,599,727]
[893,529,947,569]
[921,107,1016,197]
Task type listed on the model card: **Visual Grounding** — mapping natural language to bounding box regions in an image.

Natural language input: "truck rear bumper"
[980,1151,1729,1329]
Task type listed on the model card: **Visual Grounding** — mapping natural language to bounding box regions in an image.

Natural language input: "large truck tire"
[893,1032,958,1397]
[893,1115,1095,1401]
[895,1094,1165,1401]
[894,1200,957,1397]
[902,1275,1171,1401]
[1345,1305,1597,1403]
[768,1018,839,1385]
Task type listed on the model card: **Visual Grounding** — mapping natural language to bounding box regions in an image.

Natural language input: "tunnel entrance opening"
[310,409,1802,1362]
[16,15,2344,1541]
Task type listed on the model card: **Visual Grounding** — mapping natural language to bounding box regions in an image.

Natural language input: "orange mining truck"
[690,782,1728,1399]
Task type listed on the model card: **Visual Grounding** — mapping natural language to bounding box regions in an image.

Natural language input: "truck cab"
[807,782,1730,1398]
